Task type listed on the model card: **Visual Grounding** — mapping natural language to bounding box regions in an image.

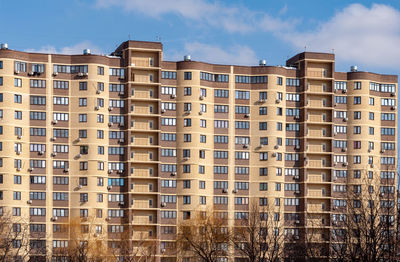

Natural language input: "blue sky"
[1,0,400,75]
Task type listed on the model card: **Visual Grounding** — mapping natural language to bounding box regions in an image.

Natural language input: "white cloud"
[25,41,103,55]
[166,42,258,66]
[95,0,295,34]
[283,4,400,69]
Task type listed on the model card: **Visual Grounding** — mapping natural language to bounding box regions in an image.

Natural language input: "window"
[215,89,229,98]
[79,98,87,107]
[79,82,87,90]
[201,72,229,82]
[15,111,22,120]
[354,81,361,89]
[161,86,176,95]
[161,71,177,79]
[259,122,267,130]
[13,78,22,87]
[183,118,191,127]
[184,87,191,96]
[184,72,192,80]
[97,66,104,75]
[235,91,250,100]
[369,112,374,120]
[277,77,283,85]
[354,96,361,104]
[79,114,87,122]
[14,94,22,104]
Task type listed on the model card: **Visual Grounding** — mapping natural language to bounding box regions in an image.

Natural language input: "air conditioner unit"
[259,99,266,103]
[53,72,58,76]
[185,110,191,114]
[52,152,57,157]
[96,90,101,94]
[295,220,300,224]
[77,137,81,142]
[183,157,190,161]
[161,109,166,113]
[343,118,348,122]
[119,138,124,143]
[170,94,176,99]
[294,236,299,240]
[199,111,203,115]
[243,144,249,149]
[370,164,374,168]
[77,185,82,190]
[380,192,385,197]
[16,151,21,155]
[108,169,113,174]
[259,144,265,147]
[105,217,111,221]
[295,145,300,150]
[118,202,124,206]
[334,89,337,93]
[51,216,58,221]
[63,168,69,172]
[161,248,166,253]
[108,123,112,127]
[161,202,166,207]
[334,103,337,106]
[391,92,396,97]
[28,168,34,172]
[232,189,237,193]
[108,107,113,111]
[244,114,250,118]
[341,148,347,152]
[117,170,124,174]
[76,154,82,158]
[295,190,301,194]
[52,120,58,125]
[343,162,348,166]
[368,148,371,153]
[17,135,22,139]
[342,89,347,93]
[294,175,300,180]
[294,115,300,120]
[381,149,386,153]
[118,122,125,127]
[272,153,277,157]
[222,189,228,193]
[119,91,124,96]
[51,137,56,141]
[107,186,112,190]
[27,200,32,204]
[84,72,89,76]
[95,106,100,110]
[38,151,44,155]
[16,167,21,171]
[119,76,125,80]
[275,99,281,103]
[28,71,34,76]
[78,72,84,77]
[171,172,177,176]
[274,145,279,149]
[199,95,205,100]
[14,70,20,74]
[333,131,337,135]
[391,106,396,110]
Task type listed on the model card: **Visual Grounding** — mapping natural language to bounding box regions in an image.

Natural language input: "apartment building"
[0,40,397,261]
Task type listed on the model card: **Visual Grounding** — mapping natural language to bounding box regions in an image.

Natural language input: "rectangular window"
[184,72,192,80]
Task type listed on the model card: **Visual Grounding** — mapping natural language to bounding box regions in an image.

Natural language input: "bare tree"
[111,229,156,262]
[177,210,231,262]
[330,176,400,262]
[52,217,109,262]
[232,201,283,262]
[0,212,30,261]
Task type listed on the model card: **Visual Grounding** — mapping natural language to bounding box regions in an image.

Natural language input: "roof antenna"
[304,45,307,52]
[156,36,161,41]
[128,34,131,40]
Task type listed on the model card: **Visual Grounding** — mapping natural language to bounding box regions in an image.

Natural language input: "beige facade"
[0,41,397,261]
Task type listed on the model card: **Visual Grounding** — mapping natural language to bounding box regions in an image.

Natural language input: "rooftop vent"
[83,49,91,55]
[184,55,191,61]
[259,59,267,66]
[350,65,358,72]
[0,43,8,50]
